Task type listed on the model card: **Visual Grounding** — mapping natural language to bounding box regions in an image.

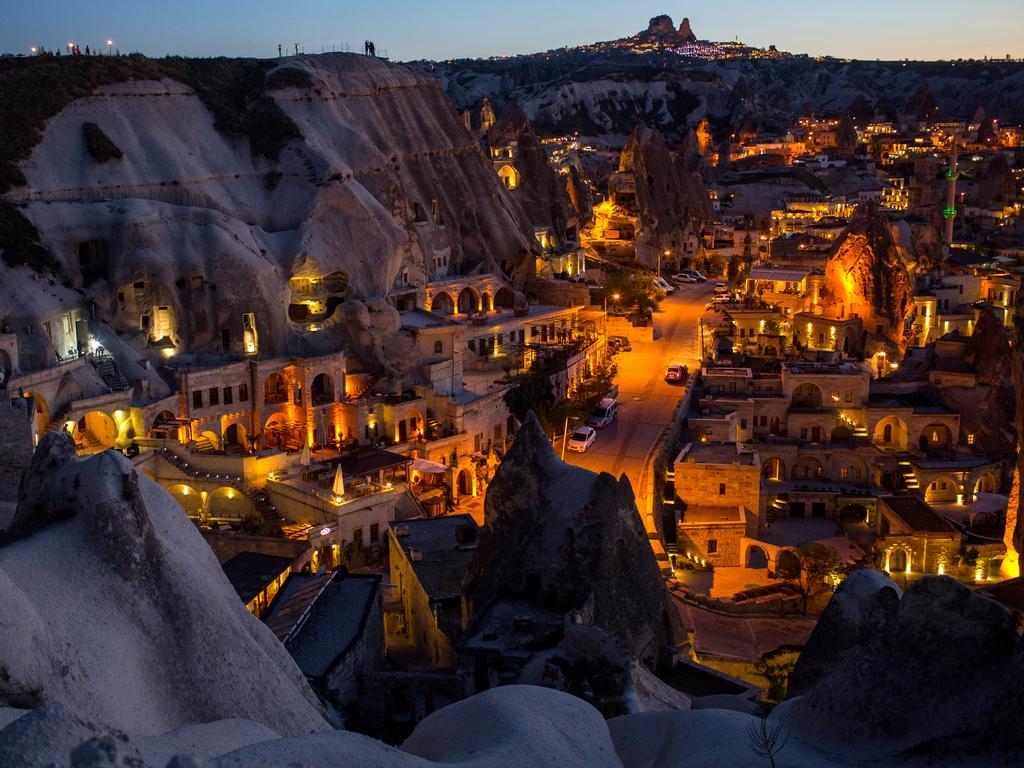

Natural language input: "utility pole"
[293,42,299,56]
[944,134,959,248]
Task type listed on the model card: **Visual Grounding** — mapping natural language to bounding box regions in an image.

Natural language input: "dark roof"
[867,391,952,413]
[881,496,958,534]
[392,514,479,600]
[221,552,295,603]
[282,574,381,679]
[978,577,1024,612]
[335,448,411,477]
[264,572,335,642]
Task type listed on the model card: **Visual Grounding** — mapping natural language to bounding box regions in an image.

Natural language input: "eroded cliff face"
[1,54,538,370]
[0,432,328,736]
[487,105,577,251]
[463,413,683,663]
[822,204,916,353]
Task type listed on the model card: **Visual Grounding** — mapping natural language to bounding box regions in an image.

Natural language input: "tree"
[570,360,616,415]
[776,542,843,615]
[747,717,789,768]
[503,369,556,428]
[604,269,662,314]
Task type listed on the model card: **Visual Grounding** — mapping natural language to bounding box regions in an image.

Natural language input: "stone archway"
[168,483,204,517]
[886,546,910,573]
[745,545,769,569]
[457,287,480,314]
[831,425,852,442]
[22,391,49,434]
[430,291,455,315]
[925,475,960,504]
[791,383,822,409]
[457,468,471,496]
[311,373,334,405]
[205,486,253,519]
[494,287,515,309]
[224,422,247,452]
[973,472,997,496]
[762,456,786,481]
[873,416,909,450]
[72,411,118,454]
[838,503,868,523]
[920,423,953,452]
[264,372,288,405]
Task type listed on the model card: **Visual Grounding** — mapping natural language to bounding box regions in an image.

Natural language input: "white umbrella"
[410,458,448,474]
[332,464,345,497]
[299,441,311,467]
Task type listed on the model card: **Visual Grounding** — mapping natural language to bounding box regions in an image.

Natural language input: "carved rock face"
[463,413,683,661]
[822,204,916,353]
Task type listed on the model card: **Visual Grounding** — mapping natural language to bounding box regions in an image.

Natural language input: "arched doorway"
[925,475,959,504]
[196,430,220,453]
[311,373,334,405]
[920,424,953,452]
[224,422,247,453]
[887,548,909,573]
[769,416,781,435]
[762,457,785,481]
[494,287,515,309]
[974,472,997,496]
[72,411,118,454]
[831,425,852,442]
[457,287,479,314]
[149,409,179,440]
[457,468,471,496]
[873,416,909,450]
[264,413,290,450]
[791,383,822,409]
[497,165,520,190]
[264,372,288,405]
[745,545,769,569]
[168,483,203,517]
[22,391,49,434]
[205,486,252,519]
[0,348,12,382]
[430,292,455,315]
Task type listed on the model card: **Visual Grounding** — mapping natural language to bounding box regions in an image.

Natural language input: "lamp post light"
[67,41,74,55]
[107,39,113,55]
[30,47,37,55]
[604,292,620,314]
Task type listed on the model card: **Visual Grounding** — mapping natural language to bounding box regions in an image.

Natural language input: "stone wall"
[200,529,310,566]
[532,278,590,308]
[678,519,746,566]
[0,394,36,516]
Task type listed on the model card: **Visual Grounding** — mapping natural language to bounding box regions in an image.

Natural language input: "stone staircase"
[158,448,281,525]
[90,354,129,392]
[897,457,920,490]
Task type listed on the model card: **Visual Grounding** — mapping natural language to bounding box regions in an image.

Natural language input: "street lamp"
[107,39,113,55]
[30,47,36,55]
[604,292,620,313]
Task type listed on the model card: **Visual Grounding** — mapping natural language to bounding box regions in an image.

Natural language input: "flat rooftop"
[676,442,756,467]
[679,505,745,525]
[881,496,958,534]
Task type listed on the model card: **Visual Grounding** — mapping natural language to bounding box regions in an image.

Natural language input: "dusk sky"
[3,1,1022,62]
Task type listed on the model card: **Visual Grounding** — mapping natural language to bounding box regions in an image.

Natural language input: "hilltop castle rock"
[636,15,697,45]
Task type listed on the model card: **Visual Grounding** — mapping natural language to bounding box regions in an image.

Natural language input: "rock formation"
[634,15,697,46]
[462,413,683,663]
[487,105,577,252]
[787,570,901,697]
[790,576,1024,756]
[821,204,916,353]
[1,54,539,375]
[0,432,328,736]
[606,124,710,268]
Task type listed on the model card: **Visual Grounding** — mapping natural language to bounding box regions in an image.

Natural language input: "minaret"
[943,135,959,246]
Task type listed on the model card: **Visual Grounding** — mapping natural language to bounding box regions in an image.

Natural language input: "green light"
[943,207,956,218]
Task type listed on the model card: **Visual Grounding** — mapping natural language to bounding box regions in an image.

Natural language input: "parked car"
[713,281,729,293]
[670,272,695,284]
[608,335,632,352]
[587,398,619,429]
[686,269,707,282]
[567,425,598,453]
[709,293,732,304]
[664,363,689,383]
[653,275,675,294]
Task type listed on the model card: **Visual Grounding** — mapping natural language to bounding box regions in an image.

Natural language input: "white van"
[587,397,619,429]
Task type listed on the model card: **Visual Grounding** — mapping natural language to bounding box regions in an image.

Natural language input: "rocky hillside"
[427,54,1024,147]
[0,53,539,369]
[0,432,328,736]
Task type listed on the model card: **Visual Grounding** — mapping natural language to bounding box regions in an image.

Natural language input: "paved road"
[562,281,712,526]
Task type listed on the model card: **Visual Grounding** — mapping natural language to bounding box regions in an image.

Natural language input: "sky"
[2,1,1022,62]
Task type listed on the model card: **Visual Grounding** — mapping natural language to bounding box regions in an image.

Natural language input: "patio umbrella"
[332,463,345,497]
[299,441,311,467]
[410,458,448,474]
